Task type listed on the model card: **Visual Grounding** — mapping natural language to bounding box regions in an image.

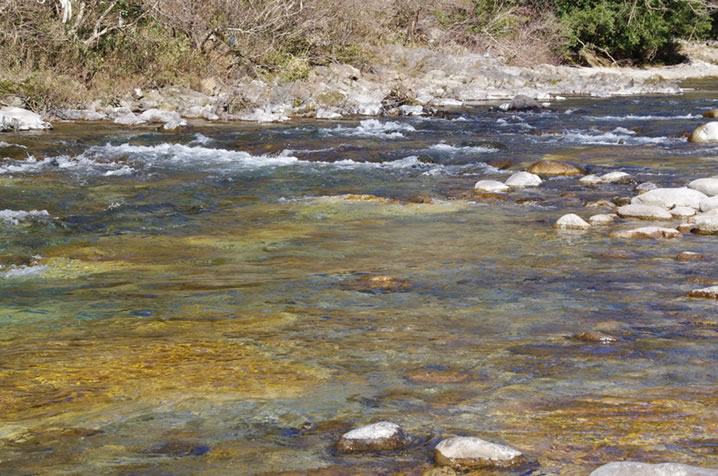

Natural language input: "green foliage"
[551,0,715,64]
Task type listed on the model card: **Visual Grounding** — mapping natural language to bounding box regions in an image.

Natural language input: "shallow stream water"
[1,81,718,475]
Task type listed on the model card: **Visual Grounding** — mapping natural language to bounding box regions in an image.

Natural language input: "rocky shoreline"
[2,44,718,130]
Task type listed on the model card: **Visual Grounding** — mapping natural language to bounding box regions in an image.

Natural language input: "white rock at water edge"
[434,437,525,470]
[474,180,509,193]
[590,461,718,476]
[617,204,672,220]
[555,214,591,230]
[610,227,681,239]
[579,174,602,185]
[631,187,707,210]
[700,195,718,213]
[336,421,408,453]
[0,107,52,132]
[589,214,616,226]
[694,214,718,234]
[505,171,542,188]
[601,171,632,183]
[688,177,718,197]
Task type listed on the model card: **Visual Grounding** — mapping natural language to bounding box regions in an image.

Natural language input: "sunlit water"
[1,82,717,474]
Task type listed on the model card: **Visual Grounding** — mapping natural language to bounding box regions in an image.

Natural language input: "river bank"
[3,43,718,131]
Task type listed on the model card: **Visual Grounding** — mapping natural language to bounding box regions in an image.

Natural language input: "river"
[0,81,717,474]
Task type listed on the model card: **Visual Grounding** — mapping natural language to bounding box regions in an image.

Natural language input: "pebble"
[610,227,681,239]
[617,204,672,220]
[554,214,590,230]
[336,422,409,453]
[590,461,718,476]
[434,437,525,470]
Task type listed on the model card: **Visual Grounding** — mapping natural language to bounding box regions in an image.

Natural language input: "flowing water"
[1,82,718,475]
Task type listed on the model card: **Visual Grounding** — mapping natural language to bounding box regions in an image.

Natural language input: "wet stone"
[474,192,512,201]
[676,251,705,262]
[590,462,718,476]
[348,276,411,293]
[612,196,632,206]
[434,437,525,470]
[610,227,681,239]
[554,214,590,231]
[486,158,515,170]
[617,204,672,221]
[589,214,616,226]
[474,180,509,193]
[688,286,718,300]
[336,422,409,453]
[527,160,583,176]
[405,368,471,384]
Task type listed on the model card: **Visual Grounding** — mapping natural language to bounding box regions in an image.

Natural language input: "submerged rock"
[347,275,411,293]
[0,107,52,132]
[434,437,525,470]
[589,214,617,226]
[336,422,408,453]
[631,187,707,210]
[474,180,510,193]
[617,204,672,220]
[676,251,705,262]
[555,214,591,230]
[505,172,542,188]
[688,177,718,197]
[610,227,681,239]
[572,332,618,343]
[527,160,583,176]
[688,122,718,143]
[590,462,718,476]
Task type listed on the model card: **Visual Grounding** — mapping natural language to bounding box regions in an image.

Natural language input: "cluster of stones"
[336,422,718,474]
[336,422,526,471]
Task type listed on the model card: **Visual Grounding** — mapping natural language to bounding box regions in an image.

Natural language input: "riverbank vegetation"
[1,0,717,111]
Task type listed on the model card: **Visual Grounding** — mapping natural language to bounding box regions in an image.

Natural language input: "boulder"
[434,437,525,470]
[616,204,672,221]
[336,422,408,453]
[579,174,602,185]
[703,109,718,118]
[688,122,718,143]
[676,252,705,262]
[600,171,632,184]
[527,160,583,176]
[572,332,617,343]
[693,215,718,234]
[499,94,542,111]
[688,286,718,300]
[505,171,542,188]
[610,227,681,239]
[474,180,510,193]
[631,187,707,210]
[113,112,145,126]
[671,206,697,218]
[590,462,718,476]
[0,107,52,132]
[688,177,718,197]
[700,195,718,213]
[555,214,590,230]
[589,214,616,226]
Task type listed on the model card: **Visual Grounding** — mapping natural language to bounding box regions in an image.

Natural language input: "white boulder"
[555,214,590,230]
[0,107,52,131]
[589,214,616,226]
[610,227,681,239]
[688,177,718,197]
[505,172,542,188]
[688,122,718,143]
[434,437,525,470]
[694,214,718,234]
[579,174,602,185]
[700,195,718,213]
[631,187,707,210]
[336,422,408,453]
[474,180,510,193]
[601,171,632,183]
[617,204,672,221]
